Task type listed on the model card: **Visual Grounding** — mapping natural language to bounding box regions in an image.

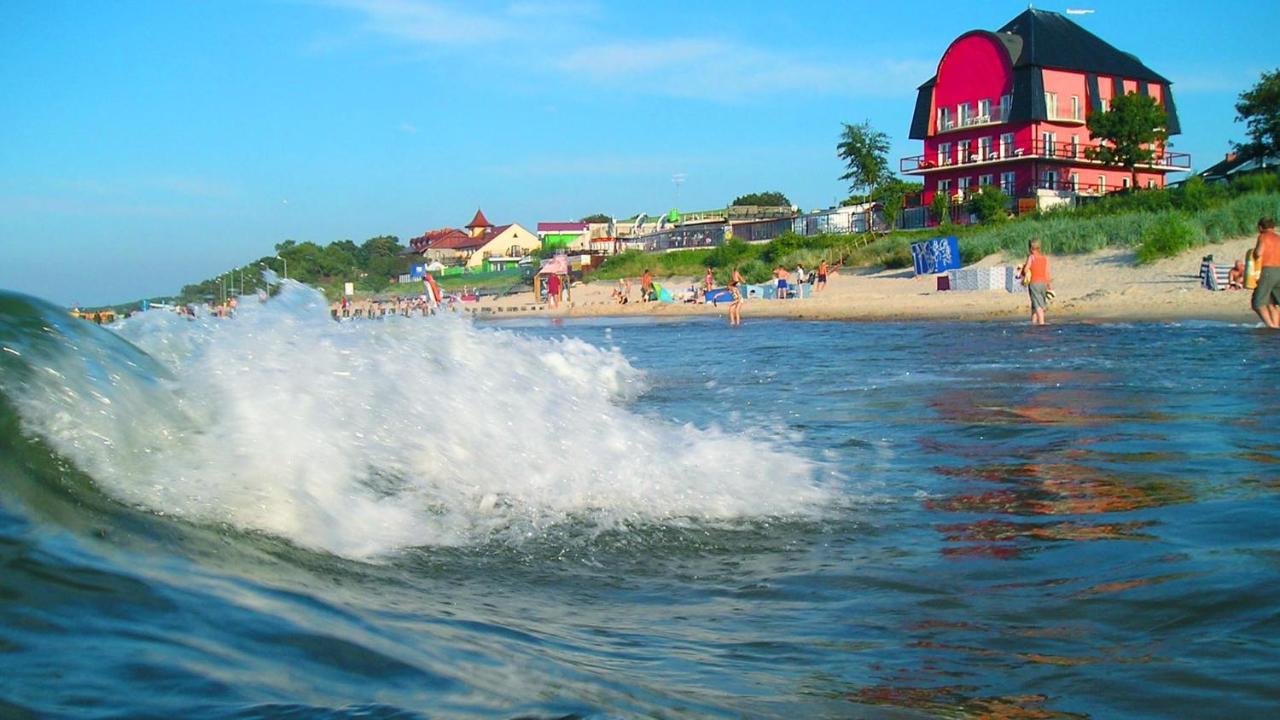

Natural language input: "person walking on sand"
[641,269,653,302]
[728,277,742,326]
[1251,217,1280,328]
[704,266,715,298]
[546,272,561,309]
[1019,239,1052,326]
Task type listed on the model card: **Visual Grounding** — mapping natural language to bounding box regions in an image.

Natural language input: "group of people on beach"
[1017,217,1280,327]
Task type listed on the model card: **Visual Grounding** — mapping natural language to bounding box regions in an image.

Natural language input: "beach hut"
[534,255,571,301]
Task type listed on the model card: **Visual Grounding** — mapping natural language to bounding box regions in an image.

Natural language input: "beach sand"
[427,236,1263,325]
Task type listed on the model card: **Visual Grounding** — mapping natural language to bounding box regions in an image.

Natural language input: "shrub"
[1135,212,1202,264]
[966,185,1010,224]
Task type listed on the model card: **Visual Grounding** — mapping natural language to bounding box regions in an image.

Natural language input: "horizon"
[2,0,1277,306]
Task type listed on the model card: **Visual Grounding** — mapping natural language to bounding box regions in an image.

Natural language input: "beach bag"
[1246,253,1261,289]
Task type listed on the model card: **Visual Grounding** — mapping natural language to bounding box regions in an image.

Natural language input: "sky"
[1,0,1277,305]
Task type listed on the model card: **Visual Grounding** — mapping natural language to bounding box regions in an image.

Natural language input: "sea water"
[1,286,1277,718]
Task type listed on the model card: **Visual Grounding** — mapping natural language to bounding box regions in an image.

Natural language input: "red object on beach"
[936,274,951,291]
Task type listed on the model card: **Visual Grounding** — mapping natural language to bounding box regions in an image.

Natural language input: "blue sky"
[2,0,1277,305]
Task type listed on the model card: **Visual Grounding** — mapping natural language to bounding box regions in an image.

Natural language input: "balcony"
[937,106,1008,134]
[902,139,1191,174]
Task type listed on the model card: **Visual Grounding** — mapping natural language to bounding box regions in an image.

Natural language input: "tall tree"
[731,191,791,207]
[1086,91,1170,188]
[837,121,891,197]
[1236,68,1280,159]
[580,213,611,223]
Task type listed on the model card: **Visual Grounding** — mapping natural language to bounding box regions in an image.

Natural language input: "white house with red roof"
[408,209,540,269]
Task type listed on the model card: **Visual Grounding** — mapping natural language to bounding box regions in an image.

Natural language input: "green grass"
[596,191,1280,281]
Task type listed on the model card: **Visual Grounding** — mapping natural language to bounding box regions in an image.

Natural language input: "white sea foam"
[7,285,832,558]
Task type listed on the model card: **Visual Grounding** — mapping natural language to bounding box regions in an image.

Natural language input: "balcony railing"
[902,139,1191,173]
[938,106,1008,133]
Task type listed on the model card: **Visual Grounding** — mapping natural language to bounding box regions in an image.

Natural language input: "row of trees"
[178,235,411,303]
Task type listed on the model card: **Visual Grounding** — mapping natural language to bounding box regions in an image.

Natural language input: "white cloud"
[399,121,419,133]
[316,1,932,100]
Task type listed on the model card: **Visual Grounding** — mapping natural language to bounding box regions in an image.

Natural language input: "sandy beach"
[447,235,1262,325]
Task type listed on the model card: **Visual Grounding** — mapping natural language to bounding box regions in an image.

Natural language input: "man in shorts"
[1019,238,1051,326]
[1251,217,1280,328]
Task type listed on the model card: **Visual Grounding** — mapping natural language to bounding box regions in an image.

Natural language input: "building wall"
[466,224,541,269]
[932,33,1013,135]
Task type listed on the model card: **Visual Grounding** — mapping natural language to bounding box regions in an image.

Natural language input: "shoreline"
[338,236,1265,327]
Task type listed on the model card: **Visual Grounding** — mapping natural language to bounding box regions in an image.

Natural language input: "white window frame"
[1099,175,1107,193]
[958,176,972,196]
[1000,132,1015,158]
[1122,177,1131,189]
[1071,173,1080,193]
[958,102,970,126]
[938,106,951,131]
[938,142,952,166]
[1001,171,1017,195]
[978,136,993,160]
[977,98,991,122]
[1071,135,1080,158]
[979,174,994,187]
[1045,92,1059,119]
[1042,131,1057,157]
[999,94,1012,121]
[1042,169,1059,189]
[937,178,952,194]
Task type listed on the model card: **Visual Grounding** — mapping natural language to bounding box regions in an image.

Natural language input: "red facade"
[903,10,1189,215]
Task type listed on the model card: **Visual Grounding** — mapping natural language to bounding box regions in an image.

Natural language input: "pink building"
[902,9,1189,215]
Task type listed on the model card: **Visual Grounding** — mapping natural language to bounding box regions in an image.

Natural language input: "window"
[1099,175,1107,193]
[1071,95,1081,120]
[1122,177,1131,189]
[978,136,993,160]
[938,106,951,131]
[958,177,972,196]
[1000,94,1012,120]
[958,102,970,126]
[1147,179,1156,189]
[1001,171,1017,195]
[1101,97,1110,112]
[978,98,991,121]
[1045,92,1059,119]
[1000,132,1015,158]
[1071,173,1080,193]
[937,179,952,194]
[938,142,952,166]
[1042,169,1059,189]
[1042,131,1057,157]
[979,174,994,186]
[1071,135,1080,158]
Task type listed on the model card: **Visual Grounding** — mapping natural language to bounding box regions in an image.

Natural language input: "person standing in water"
[1019,238,1052,326]
[1251,217,1280,328]
[728,277,742,326]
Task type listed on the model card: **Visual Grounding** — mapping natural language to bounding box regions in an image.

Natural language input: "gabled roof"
[466,208,493,229]
[996,9,1168,82]
[430,230,488,251]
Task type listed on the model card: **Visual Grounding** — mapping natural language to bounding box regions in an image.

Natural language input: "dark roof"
[1196,150,1279,181]
[466,208,493,229]
[996,9,1169,82]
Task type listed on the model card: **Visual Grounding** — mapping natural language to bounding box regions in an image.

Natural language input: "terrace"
[902,139,1191,174]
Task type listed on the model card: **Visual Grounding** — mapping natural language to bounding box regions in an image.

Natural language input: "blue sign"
[910,236,961,276]
[410,264,426,280]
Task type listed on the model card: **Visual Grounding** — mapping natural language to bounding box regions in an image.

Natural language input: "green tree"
[1086,91,1170,189]
[580,213,611,223]
[1235,68,1280,159]
[361,235,403,261]
[965,184,1010,224]
[861,179,922,229]
[929,191,951,226]
[731,191,791,207]
[837,120,891,196]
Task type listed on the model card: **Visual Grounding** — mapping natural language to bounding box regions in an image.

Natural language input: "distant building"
[409,208,540,269]
[1194,151,1278,185]
[901,8,1190,221]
